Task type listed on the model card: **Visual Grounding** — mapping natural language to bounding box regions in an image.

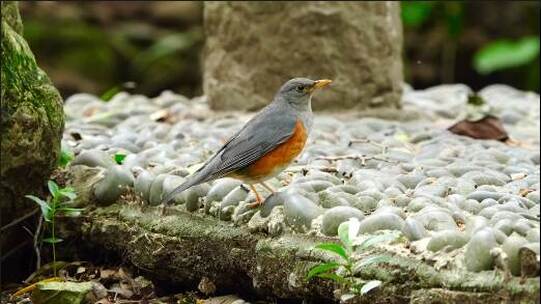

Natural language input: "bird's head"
[275,77,332,108]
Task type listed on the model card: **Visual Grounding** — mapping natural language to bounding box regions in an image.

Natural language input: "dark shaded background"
[19,1,540,100]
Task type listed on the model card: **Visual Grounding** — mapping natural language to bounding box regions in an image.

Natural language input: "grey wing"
[195,106,297,181]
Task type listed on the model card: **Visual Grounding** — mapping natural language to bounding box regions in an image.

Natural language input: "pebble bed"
[64,84,540,276]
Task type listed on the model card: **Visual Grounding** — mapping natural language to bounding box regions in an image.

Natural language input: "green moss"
[1,2,23,34]
[1,20,64,135]
[1,2,65,275]
[1,9,64,182]
[64,201,539,302]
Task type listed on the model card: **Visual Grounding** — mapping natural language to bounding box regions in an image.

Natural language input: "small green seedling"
[100,85,121,102]
[57,145,74,168]
[307,218,400,301]
[114,152,127,165]
[26,181,83,276]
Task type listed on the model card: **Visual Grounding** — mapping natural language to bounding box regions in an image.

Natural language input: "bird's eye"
[296,85,304,92]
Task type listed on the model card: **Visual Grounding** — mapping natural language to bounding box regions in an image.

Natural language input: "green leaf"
[307,262,340,279]
[338,218,360,249]
[315,243,348,261]
[47,180,59,198]
[114,153,127,165]
[43,237,63,244]
[360,280,382,295]
[354,232,399,250]
[58,146,74,168]
[474,36,540,74]
[25,195,53,222]
[100,85,121,102]
[58,207,84,217]
[354,255,391,273]
[401,2,433,28]
[58,187,77,200]
[315,272,345,283]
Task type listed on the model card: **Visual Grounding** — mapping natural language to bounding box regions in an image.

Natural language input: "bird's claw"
[248,201,263,209]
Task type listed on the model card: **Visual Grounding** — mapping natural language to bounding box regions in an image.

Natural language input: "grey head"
[273,77,332,109]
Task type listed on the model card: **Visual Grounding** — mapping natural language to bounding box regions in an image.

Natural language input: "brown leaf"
[448,115,508,141]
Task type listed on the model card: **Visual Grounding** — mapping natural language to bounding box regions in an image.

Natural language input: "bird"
[161,77,332,208]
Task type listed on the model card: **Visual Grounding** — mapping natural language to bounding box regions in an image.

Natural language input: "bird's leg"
[248,184,263,208]
[160,203,168,216]
[260,181,276,193]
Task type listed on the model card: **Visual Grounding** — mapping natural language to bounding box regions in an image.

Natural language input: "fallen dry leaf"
[448,116,508,141]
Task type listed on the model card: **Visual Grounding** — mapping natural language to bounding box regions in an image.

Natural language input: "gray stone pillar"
[203,1,403,111]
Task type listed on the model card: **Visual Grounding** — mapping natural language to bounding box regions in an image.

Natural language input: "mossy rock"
[1,1,64,282]
[60,201,539,303]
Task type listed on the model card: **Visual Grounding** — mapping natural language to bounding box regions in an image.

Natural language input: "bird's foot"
[247,195,264,209]
[248,201,263,208]
[248,184,264,208]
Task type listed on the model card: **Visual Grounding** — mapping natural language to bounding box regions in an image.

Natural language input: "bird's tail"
[161,173,207,205]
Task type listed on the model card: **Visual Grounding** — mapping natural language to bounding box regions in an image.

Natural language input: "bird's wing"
[196,105,297,181]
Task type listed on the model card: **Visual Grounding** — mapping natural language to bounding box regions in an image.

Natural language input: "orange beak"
[312,79,333,91]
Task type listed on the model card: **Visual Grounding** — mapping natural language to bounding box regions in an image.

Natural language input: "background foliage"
[19,1,540,99]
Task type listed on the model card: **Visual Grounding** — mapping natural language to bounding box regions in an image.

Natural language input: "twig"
[314,154,397,166]
[285,166,339,174]
[0,208,39,233]
[304,167,339,174]
[33,217,43,273]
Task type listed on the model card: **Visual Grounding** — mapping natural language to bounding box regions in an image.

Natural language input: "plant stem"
[51,218,56,277]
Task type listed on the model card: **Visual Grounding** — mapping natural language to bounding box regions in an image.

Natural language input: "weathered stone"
[60,203,541,303]
[203,2,403,111]
[358,212,405,234]
[321,206,364,236]
[519,243,540,277]
[93,166,134,205]
[401,217,428,241]
[464,228,498,272]
[427,230,469,252]
[1,1,64,283]
[283,193,323,230]
[501,233,528,276]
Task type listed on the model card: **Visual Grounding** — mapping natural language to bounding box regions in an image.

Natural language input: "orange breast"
[240,120,307,181]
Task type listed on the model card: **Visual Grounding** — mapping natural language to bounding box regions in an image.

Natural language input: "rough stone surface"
[61,204,539,303]
[0,1,64,282]
[203,2,403,111]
